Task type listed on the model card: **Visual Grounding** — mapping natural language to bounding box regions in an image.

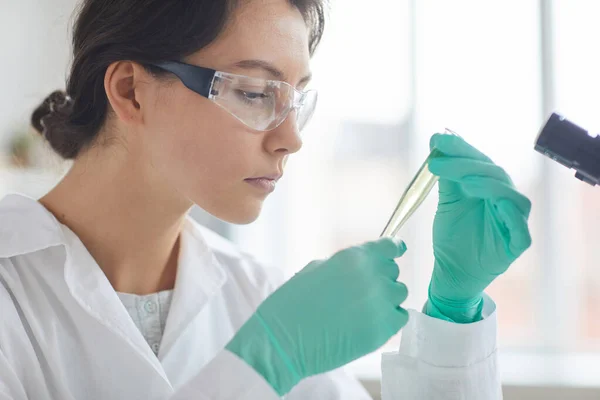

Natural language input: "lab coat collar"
[0,193,228,367]
[0,194,227,302]
[160,217,228,353]
[60,213,229,353]
[0,193,67,257]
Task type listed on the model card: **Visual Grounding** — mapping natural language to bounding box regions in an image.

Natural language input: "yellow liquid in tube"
[380,148,443,238]
[380,128,461,238]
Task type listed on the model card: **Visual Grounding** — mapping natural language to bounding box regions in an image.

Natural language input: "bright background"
[1,1,600,399]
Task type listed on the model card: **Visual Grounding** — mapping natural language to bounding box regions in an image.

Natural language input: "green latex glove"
[425,133,532,323]
[226,238,409,395]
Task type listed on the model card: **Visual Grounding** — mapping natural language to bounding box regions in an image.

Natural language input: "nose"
[264,110,303,156]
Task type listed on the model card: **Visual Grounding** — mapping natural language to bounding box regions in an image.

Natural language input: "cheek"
[147,90,259,194]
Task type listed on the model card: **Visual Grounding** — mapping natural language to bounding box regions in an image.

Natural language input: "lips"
[245,177,277,193]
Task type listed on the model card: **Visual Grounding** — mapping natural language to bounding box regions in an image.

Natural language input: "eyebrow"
[232,59,312,86]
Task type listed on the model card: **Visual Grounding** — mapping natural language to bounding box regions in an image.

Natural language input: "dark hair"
[31,0,326,160]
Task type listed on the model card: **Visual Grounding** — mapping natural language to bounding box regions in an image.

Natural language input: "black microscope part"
[535,113,600,186]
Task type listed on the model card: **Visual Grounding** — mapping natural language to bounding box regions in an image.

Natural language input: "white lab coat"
[0,194,501,400]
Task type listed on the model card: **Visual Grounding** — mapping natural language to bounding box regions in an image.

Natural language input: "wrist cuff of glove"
[226,312,301,395]
[425,292,484,324]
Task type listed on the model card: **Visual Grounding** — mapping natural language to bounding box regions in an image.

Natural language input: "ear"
[104,61,150,126]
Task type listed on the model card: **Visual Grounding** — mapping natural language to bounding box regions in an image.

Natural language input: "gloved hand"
[425,133,532,323]
[226,238,409,395]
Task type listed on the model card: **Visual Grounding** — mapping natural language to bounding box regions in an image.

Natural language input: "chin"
[209,204,262,225]
[192,189,264,225]
[227,212,260,225]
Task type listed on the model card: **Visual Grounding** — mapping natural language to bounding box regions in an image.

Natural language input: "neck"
[40,143,193,295]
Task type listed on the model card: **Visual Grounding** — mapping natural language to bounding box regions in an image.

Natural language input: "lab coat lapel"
[160,218,227,356]
[61,226,170,383]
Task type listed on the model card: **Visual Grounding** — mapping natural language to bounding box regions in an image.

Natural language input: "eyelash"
[235,90,269,105]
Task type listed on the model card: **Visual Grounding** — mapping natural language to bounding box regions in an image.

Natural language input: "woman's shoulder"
[0,258,31,344]
[0,194,66,259]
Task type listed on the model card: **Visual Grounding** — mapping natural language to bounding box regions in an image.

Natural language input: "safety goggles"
[146,60,318,132]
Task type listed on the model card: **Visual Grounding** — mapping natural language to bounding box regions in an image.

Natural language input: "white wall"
[0,0,77,148]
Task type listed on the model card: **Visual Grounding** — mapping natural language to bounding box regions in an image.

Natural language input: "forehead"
[190,0,311,78]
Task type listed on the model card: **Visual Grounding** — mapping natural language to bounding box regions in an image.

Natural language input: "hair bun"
[30,90,82,159]
[31,90,74,136]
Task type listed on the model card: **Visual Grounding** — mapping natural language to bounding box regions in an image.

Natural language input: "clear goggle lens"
[209,72,318,132]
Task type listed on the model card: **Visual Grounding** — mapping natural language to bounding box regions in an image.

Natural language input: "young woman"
[0,0,532,399]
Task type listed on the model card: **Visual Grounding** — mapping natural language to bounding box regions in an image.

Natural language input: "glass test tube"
[380,129,458,238]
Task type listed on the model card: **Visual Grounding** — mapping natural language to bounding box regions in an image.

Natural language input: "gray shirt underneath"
[117,290,174,356]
